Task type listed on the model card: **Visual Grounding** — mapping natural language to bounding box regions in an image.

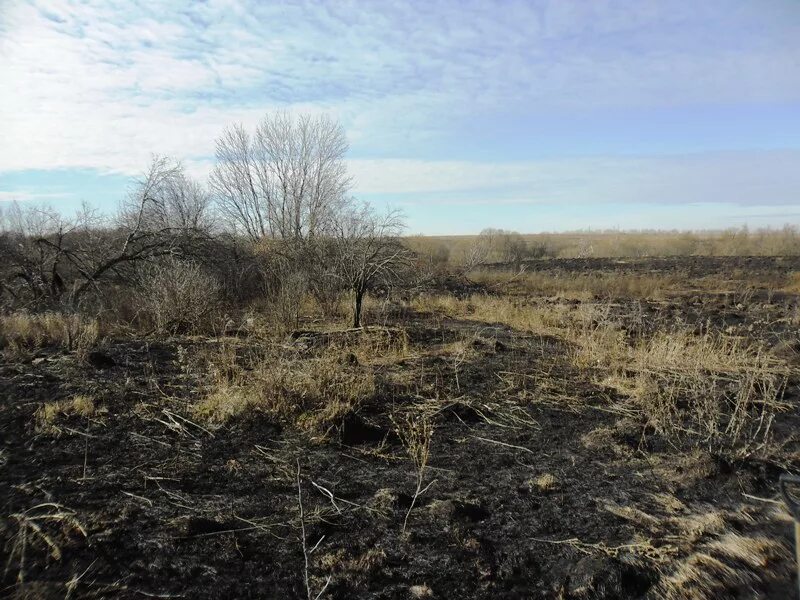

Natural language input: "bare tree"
[60,157,209,302]
[499,231,529,269]
[9,157,212,307]
[332,204,409,328]
[210,112,351,244]
[0,202,73,306]
[460,228,497,271]
[128,155,212,233]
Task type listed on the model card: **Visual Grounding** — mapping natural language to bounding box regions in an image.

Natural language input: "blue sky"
[1,0,799,234]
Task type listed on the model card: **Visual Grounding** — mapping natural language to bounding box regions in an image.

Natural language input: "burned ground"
[2,257,799,599]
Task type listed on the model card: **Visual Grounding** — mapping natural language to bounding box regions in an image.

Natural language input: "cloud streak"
[2,1,799,172]
[351,150,800,206]
[0,0,798,230]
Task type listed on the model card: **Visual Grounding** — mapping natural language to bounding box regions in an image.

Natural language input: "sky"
[0,0,799,234]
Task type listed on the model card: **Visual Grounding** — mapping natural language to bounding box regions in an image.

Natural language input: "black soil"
[2,257,799,599]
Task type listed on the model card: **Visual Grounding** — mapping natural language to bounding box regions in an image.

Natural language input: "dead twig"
[297,460,331,600]
[475,436,536,456]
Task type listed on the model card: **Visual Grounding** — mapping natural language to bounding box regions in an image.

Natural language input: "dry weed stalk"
[4,503,87,585]
[393,414,435,534]
[296,460,331,600]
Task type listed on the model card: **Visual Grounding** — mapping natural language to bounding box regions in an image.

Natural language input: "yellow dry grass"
[405,226,800,261]
[469,270,680,300]
[0,312,100,357]
[532,473,558,492]
[413,289,788,455]
[193,349,376,437]
[578,325,788,455]
[656,533,790,600]
[411,293,587,337]
[35,395,96,435]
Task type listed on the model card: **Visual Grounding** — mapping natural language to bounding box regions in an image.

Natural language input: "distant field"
[405,227,800,266]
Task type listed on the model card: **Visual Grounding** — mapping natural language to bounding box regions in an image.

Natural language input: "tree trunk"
[353,287,364,328]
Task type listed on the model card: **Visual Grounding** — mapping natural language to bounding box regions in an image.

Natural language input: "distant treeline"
[407,226,800,268]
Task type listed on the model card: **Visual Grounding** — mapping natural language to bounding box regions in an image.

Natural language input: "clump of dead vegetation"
[4,503,88,586]
[600,494,792,600]
[576,322,788,456]
[415,289,789,457]
[192,341,377,439]
[392,414,435,533]
[0,312,100,358]
[136,257,223,335]
[35,395,97,436]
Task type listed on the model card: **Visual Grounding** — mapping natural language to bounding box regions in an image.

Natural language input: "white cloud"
[349,151,800,206]
[0,190,73,202]
[0,0,798,178]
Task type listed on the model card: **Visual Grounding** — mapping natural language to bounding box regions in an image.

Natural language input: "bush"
[137,258,222,334]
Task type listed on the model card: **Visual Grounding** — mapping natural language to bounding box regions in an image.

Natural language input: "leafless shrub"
[459,229,496,271]
[392,414,434,534]
[137,257,222,334]
[308,265,346,320]
[270,270,310,333]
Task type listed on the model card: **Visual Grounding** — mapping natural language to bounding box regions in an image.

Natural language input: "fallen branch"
[297,460,331,600]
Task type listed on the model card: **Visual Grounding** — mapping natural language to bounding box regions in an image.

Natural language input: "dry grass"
[0,312,100,357]
[600,492,791,600]
[469,270,681,300]
[326,326,410,365]
[580,326,788,456]
[409,584,434,598]
[656,533,790,600]
[406,227,800,261]
[781,270,800,293]
[316,547,387,587]
[411,293,586,337]
[412,289,788,455]
[192,346,376,438]
[409,293,465,317]
[35,395,96,436]
[581,427,628,457]
[532,473,558,492]
[4,503,87,584]
[191,383,259,424]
